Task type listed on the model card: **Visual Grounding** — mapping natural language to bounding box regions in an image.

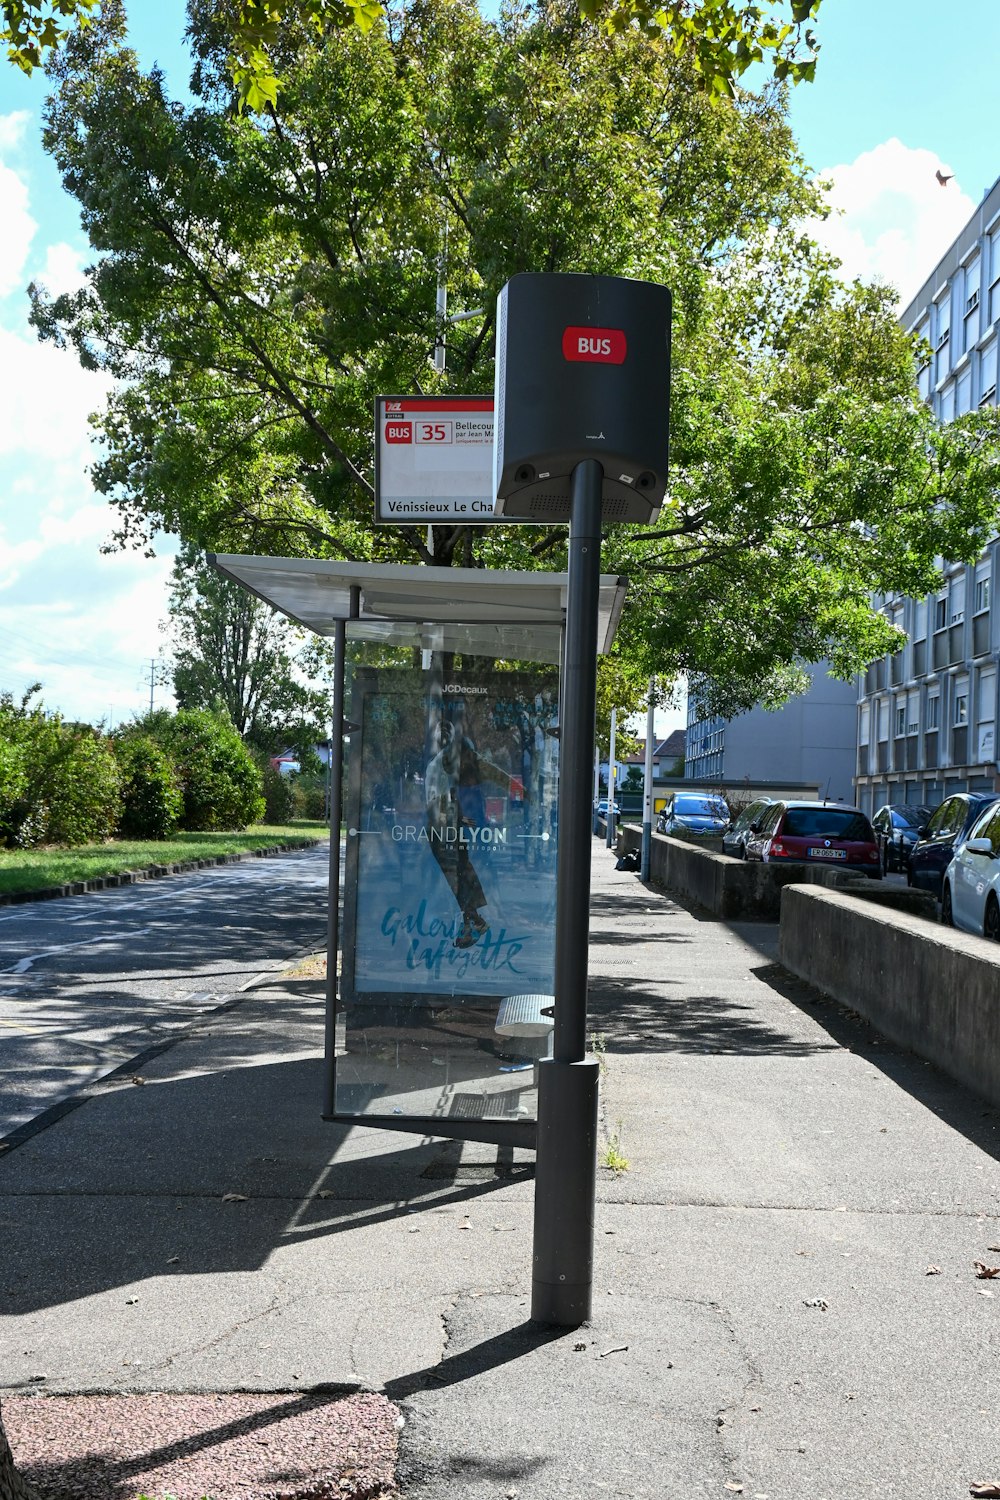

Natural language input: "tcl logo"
[385,422,412,444]
[562,326,627,364]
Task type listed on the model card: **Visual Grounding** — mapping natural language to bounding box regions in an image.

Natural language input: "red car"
[744,800,882,879]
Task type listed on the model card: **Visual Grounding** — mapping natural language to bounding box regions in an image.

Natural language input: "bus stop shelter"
[210,554,627,1151]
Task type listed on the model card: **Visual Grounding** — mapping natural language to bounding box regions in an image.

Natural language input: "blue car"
[907,792,1000,901]
[656,793,730,838]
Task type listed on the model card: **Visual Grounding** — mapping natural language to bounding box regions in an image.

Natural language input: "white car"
[942,800,1000,939]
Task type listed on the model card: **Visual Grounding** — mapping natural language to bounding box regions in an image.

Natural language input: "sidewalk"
[2,841,1000,1498]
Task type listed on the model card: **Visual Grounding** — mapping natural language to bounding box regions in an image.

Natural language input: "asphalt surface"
[0,844,331,1141]
[2,838,1000,1499]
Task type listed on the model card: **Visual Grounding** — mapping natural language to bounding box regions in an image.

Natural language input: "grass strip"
[0,821,329,897]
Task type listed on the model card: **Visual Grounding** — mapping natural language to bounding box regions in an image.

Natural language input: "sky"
[0,0,998,732]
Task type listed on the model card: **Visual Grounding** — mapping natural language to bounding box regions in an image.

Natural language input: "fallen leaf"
[573,1341,587,1351]
[974,1262,1000,1279]
[125,1296,139,1305]
[598,1344,629,1358]
[803,1297,828,1311]
[977,1289,995,1299]
[130,1076,145,1086]
[317,1189,335,1199]
[970,1485,1000,1498]
[222,1192,248,1203]
[166,1256,180,1265]
[926,1265,942,1275]
[724,1485,744,1494]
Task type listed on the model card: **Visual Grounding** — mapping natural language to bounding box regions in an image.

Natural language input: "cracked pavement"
[2,840,1000,1497]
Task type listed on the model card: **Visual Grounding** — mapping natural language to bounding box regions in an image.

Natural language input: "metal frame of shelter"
[209,554,627,1153]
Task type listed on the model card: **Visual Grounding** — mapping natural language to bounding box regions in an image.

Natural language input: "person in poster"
[425,697,517,948]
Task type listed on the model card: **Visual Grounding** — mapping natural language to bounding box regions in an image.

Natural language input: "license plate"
[808,847,845,859]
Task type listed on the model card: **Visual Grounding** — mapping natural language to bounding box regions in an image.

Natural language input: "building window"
[934,596,947,631]
[935,293,951,383]
[990,229,1000,325]
[957,366,972,414]
[877,700,889,741]
[895,704,906,737]
[914,599,928,640]
[907,691,919,734]
[940,381,956,423]
[976,574,991,613]
[950,574,966,623]
[978,668,996,721]
[927,695,940,730]
[981,339,998,405]
[954,691,969,726]
[964,256,981,352]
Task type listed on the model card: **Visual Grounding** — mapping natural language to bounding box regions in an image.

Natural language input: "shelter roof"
[209,554,627,664]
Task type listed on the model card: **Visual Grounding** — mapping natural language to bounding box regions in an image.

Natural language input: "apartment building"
[685,665,857,803]
[854,174,1000,818]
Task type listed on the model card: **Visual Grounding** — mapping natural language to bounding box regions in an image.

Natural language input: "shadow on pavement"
[0,1035,529,1317]
[384,1319,564,1400]
[587,974,838,1057]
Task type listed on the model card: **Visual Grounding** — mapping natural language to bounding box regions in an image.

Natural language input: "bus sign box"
[493,273,671,524]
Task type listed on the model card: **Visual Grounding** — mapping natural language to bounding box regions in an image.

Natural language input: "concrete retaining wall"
[779,885,1000,1108]
[613,824,936,922]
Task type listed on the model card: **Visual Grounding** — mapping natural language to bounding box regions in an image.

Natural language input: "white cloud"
[0,113,178,726]
[0,539,177,724]
[0,157,37,299]
[35,241,89,298]
[807,139,977,308]
[0,324,109,463]
[0,111,30,153]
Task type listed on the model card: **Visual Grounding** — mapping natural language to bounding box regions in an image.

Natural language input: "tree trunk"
[0,1404,39,1500]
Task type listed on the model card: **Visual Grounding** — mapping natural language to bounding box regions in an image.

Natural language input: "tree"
[3,0,822,107]
[166,551,330,750]
[32,0,823,573]
[29,0,1000,708]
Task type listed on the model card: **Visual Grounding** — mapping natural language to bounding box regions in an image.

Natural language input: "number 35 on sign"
[417,421,453,443]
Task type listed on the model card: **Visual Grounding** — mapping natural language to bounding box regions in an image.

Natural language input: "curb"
[0,838,327,908]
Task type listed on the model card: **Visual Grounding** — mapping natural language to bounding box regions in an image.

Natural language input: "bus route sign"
[374,395,498,525]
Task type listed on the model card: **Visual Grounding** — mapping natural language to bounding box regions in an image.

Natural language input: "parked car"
[721,797,774,859]
[942,800,1000,937]
[656,793,730,838]
[906,792,1000,900]
[595,798,621,818]
[871,803,932,874]
[743,800,881,878]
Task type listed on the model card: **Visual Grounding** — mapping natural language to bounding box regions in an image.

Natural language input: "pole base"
[530,1056,600,1327]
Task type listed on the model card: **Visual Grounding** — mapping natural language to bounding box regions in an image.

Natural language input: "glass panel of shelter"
[333,622,561,1133]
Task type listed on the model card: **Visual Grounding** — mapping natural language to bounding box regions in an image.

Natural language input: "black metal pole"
[323,585,360,1119]
[531,459,602,1327]
[641,679,654,882]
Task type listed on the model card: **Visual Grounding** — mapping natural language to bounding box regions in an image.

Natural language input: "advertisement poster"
[344,669,559,1002]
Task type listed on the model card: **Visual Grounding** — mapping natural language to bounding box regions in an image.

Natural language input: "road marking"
[1,926,153,976]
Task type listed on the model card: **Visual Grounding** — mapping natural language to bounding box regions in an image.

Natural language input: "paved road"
[3,843,997,1500]
[0,844,331,1141]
